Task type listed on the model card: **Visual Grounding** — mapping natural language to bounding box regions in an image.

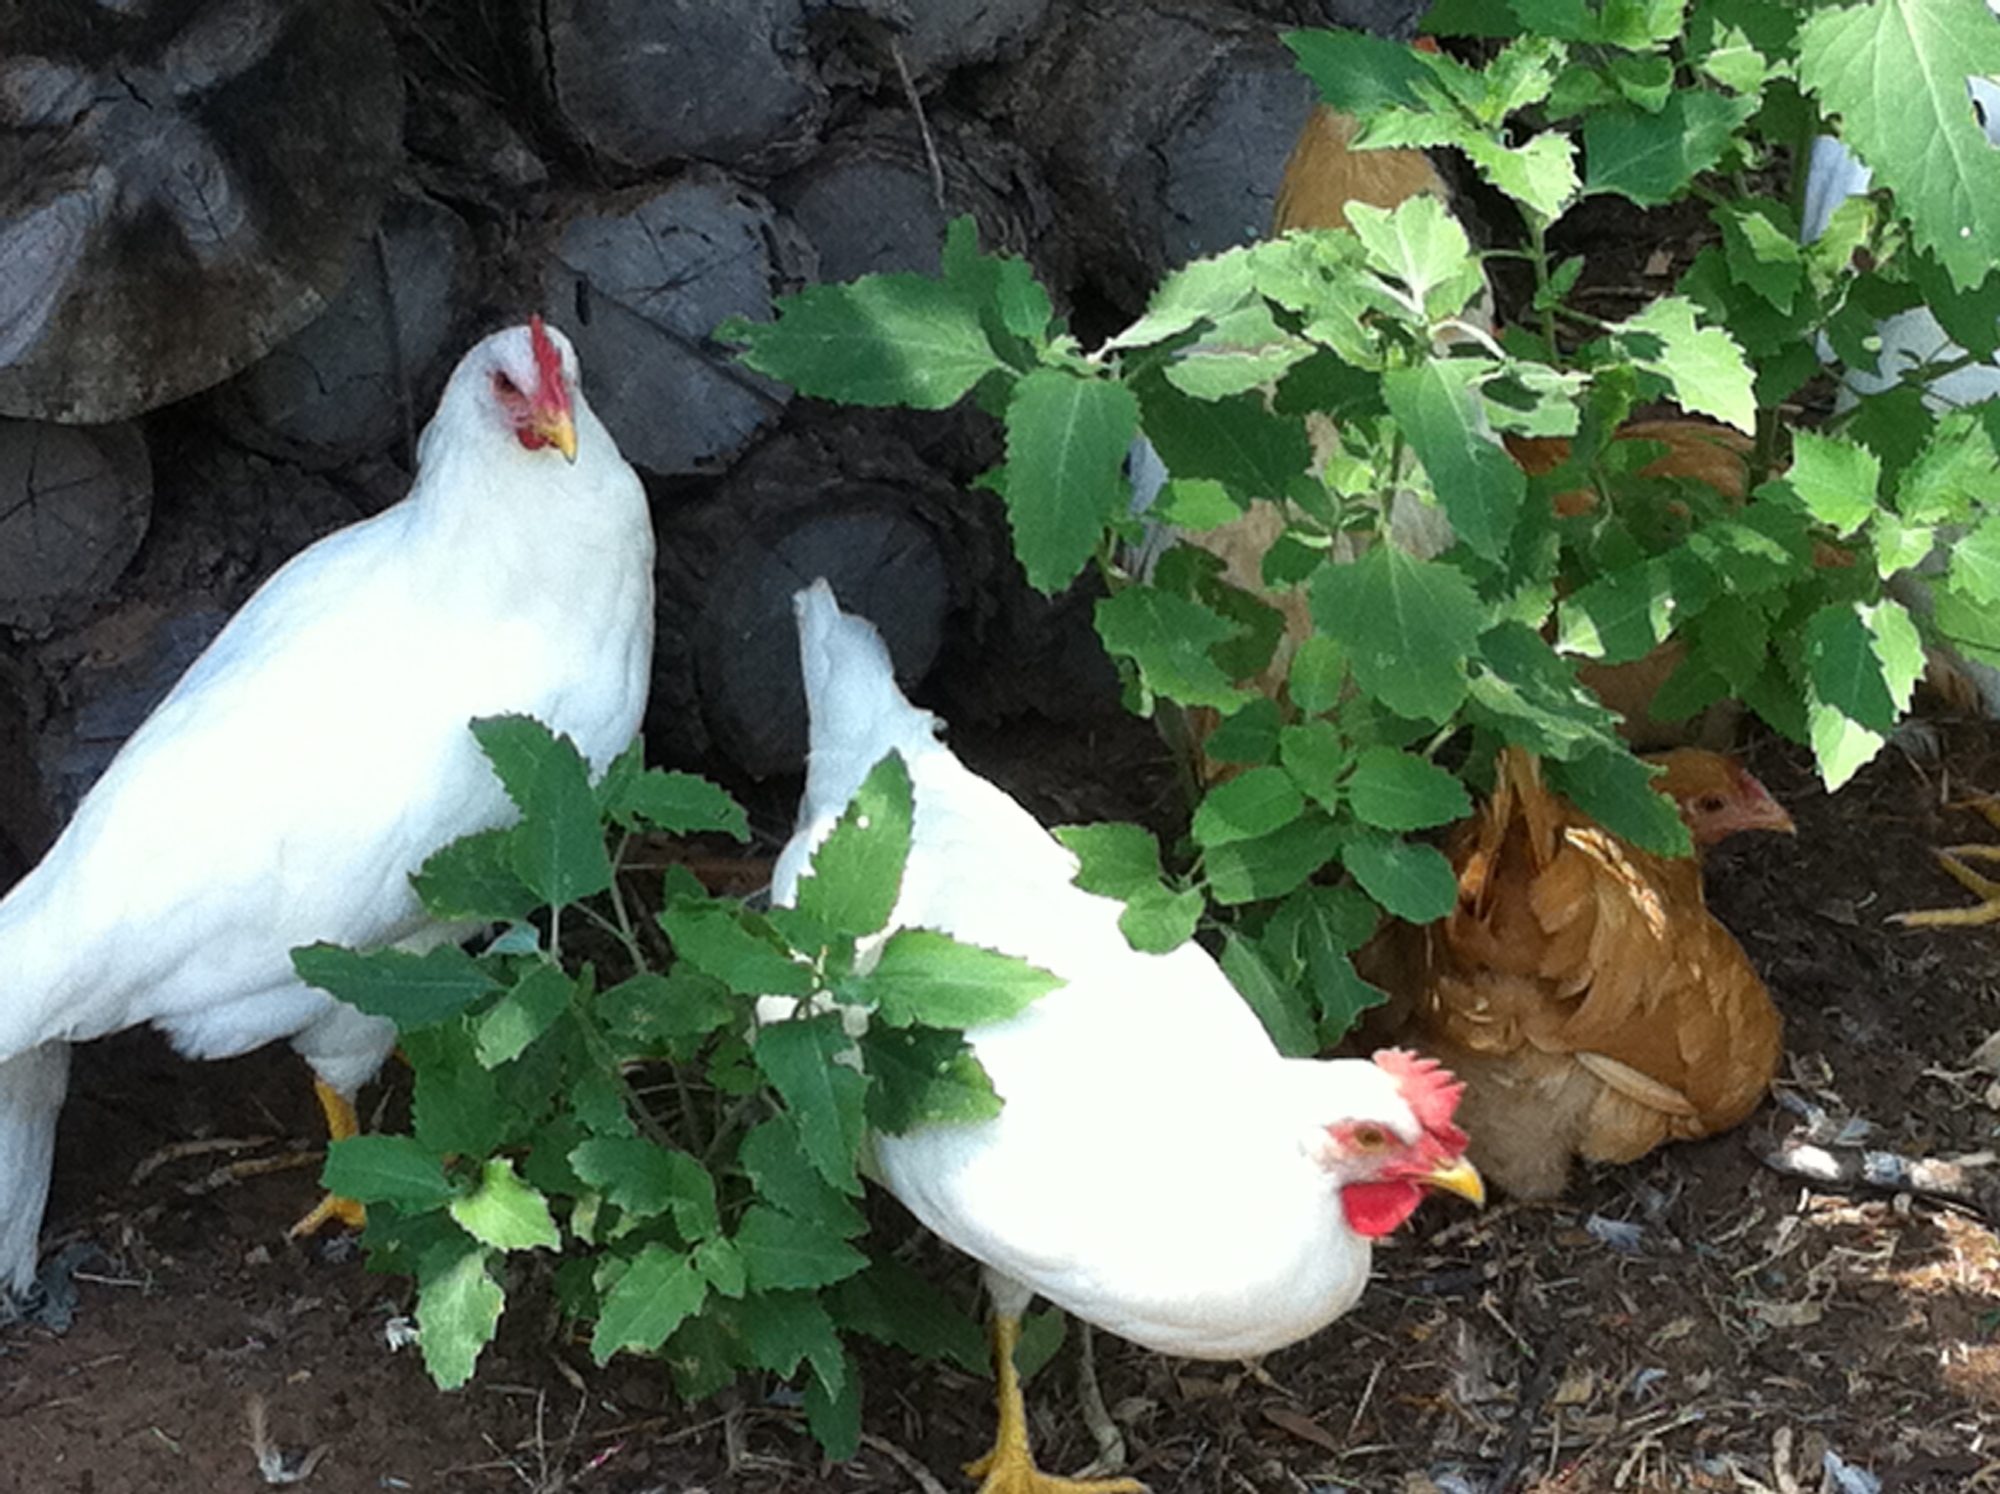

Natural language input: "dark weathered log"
[208,194,478,469]
[542,0,827,173]
[992,0,1317,309]
[31,602,230,825]
[651,419,1012,778]
[543,173,815,477]
[772,110,1066,287]
[0,421,151,637]
[0,651,52,882]
[406,86,550,208]
[815,0,1052,84]
[0,0,403,422]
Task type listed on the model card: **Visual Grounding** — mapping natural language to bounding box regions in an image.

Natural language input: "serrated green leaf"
[738,1119,868,1238]
[862,1024,1003,1132]
[292,943,500,1028]
[321,1134,456,1211]
[1053,822,1164,897]
[1164,303,1315,400]
[1192,766,1307,848]
[1116,884,1204,953]
[1204,811,1346,906]
[862,929,1061,1029]
[725,275,1006,408]
[661,902,814,997]
[1547,749,1690,857]
[1346,195,1484,316]
[570,1137,720,1239]
[1278,720,1347,809]
[804,1345,864,1460]
[753,1017,868,1194]
[1583,90,1756,206]
[474,962,573,1068]
[1557,564,1674,664]
[1468,622,1625,759]
[829,1260,988,1375]
[1382,361,1527,562]
[416,1246,503,1389]
[1311,548,1485,721]
[1154,477,1245,531]
[991,370,1138,593]
[1804,601,1898,733]
[406,1024,509,1156]
[597,968,736,1044]
[1714,200,1803,314]
[467,714,555,809]
[1341,832,1457,922]
[1094,585,1253,710]
[591,1245,708,1365]
[448,1158,560,1253]
[795,751,913,939]
[1283,27,1435,113]
[693,1236,746,1299]
[1806,698,1885,791]
[1950,514,2000,605]
[1346,746,1472,832]
[1136,387,1313,496]
[1288,635,1349,715]
[1104,251,1258,352]
[507,729,612,907]
[604,769,749,840]
[413,829,539,923]
[740,1290,847,1398]
[1460,129,1580,221]
[1799,0,2000,292]
[1220,932,1316,1057]
[941,215,1055,347]
[1204,696,1282,765]
[1788,429,1880,537]
[735,1204,869,1291]
[1617,296,1754,433]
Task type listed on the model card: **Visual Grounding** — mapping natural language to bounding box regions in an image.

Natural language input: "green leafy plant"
[295,718,1079,1452]
[724,0,2000,1046]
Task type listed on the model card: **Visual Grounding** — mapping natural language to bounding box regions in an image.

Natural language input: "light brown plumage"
[1355,748,1793,1199]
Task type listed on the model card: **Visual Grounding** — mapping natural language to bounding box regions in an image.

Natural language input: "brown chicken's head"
[1647,750,1796,848]
[1312,1049,1484,1238]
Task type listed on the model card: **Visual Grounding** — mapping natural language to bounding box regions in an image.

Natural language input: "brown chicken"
[1353,748,1794,1199]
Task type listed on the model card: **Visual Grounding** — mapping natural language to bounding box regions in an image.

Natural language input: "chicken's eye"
[492,370,522,399]
[1696,795,1726,815]
[1350,1124,1389,1150]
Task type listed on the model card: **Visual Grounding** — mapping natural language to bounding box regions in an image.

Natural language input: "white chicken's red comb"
[529,314,564,394]
[1371,1048,1469,1150]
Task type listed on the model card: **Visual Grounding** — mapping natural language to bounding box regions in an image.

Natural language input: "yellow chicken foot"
[286,1078,368,1239]
[964,1314,1146,1494]
[1892,797,2000,928]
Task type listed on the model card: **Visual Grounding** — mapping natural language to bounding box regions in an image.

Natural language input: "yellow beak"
[534,411,579,463]
[1424,1158,1486,1207]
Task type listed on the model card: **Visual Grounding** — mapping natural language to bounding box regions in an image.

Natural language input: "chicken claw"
[1891,797,2000,928]
[965,1314,1146,1494]
[285,1078,367,1239]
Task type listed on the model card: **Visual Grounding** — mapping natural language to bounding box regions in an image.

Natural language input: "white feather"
[0,322,654,1296]
[772,581,1438,1360]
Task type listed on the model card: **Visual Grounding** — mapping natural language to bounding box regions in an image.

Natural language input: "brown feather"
[1354,749,1784,1198]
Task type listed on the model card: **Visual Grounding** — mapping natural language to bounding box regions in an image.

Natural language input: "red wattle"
[1340,1180,1424,1237]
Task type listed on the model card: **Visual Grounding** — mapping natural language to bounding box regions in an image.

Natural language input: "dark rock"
[0,419,151,636]
[0,0,403,421]
[542,173,815,477]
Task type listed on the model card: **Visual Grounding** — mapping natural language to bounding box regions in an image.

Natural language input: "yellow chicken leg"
[286,1078,368,1238]
[1892,797,2000,928]
[963,1313,1145,1494]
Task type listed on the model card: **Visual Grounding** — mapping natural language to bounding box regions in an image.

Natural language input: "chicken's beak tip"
[1427,1158,1486,1208]
[547,412,579,463]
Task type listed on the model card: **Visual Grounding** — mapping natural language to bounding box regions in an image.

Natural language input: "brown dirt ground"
[5,705,2000,1494]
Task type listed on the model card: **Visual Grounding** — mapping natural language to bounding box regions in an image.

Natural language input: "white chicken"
[770,581,1482,1494]
[0,318,654,1311]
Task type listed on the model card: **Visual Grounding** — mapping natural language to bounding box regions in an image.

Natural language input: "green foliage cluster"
[314,0,2000,1455]
[296,720,1073,1450]
[726,0,2000,1047]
